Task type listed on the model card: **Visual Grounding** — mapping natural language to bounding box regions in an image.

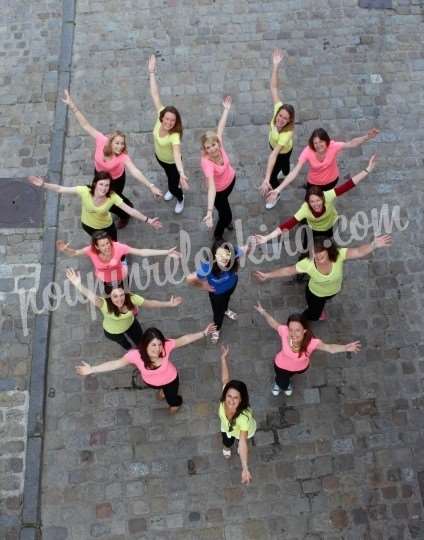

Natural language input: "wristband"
[145,216,149,224]
[364,168,370,174]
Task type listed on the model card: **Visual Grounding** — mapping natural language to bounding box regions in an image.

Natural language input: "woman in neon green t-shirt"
[254,235,392,321]
[259,49,295,210]
[27,172,162,241]
[148,55,189,215]
[219,344,256,485]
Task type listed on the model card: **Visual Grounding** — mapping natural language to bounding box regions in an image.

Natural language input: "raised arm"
[56,240,85,257]
[202,177,216,230]
[351,154,377,186]
[127,246,181,259]
[27,176,78,195]
[125,158,163,199]
[260,145,282,196]
[346,234,392,260]
[116,201,162,230]
[142,296,183,309]
[254,302,280,330]
[65,268,102,308]
[76,357,130,376]
[270,48,284,104]
[316,340,361,354]
[148,55,163,112]
[173,323,216,348]
[62,90,100,139]
[216,96,232,140]
[342,128,379,149]
[172,144,189,189]
[254,264,298,282]
[220,344,231,386]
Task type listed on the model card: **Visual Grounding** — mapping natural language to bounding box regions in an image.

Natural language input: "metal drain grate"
[0,179,44,228]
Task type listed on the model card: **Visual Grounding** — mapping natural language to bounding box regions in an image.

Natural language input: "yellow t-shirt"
[76,186,123,229]
[294,190,338,232]
[295,248,348,297]
[100,294,144,334]
[218,402,256,439]
[268,101,294,154]
[153,108,181,164]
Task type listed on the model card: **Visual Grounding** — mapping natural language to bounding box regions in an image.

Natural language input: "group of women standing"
[27,49,391,484]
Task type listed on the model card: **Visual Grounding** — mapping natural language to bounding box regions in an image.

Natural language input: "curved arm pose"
[28,173,161,241]
[62,89,162,229]
[256,155,378,245]
[66,268,183,350]
[57,230,180,290]
[254,235,392,321]
[255,303,360,396]
[259,49,296,210]
[266,126,380,206]
[219,345,255,485]
[76,323,216,413]
[148,55,188,215]
[200,96,236,240]
[186,239,254,343]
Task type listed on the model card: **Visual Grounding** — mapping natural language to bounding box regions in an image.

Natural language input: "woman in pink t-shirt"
[57,230,181,293]
[62,90,163,229]
[76,323,216,413]
[201,96,236,240]
[266,126,379,206]
[255,303,361,396]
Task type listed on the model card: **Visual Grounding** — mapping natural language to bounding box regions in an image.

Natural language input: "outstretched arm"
[173,323,216,348]
[127,246,181,259]
[239,431,252,485]
[270,48,284,104]
[76,357,130,376]
[186,273,215,293]
[254,264,298,282]
[220,344,230,386]
[148,55,163,112]
[316,341,361,354]
[116,201,162,230]
[343,128,379,149]
[27,176,78,195]
[125,158,163,199]
[351,154,377,186]
[217,96,232,140]
[346,235,392,260]
[65,268,103,308]
[254,302,280,330]
[56,240,85,257]
[142,296,183,309]
[62,90,100,139]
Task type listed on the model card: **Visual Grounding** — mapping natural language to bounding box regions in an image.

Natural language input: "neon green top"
[295,248,348,297]
[153,108,181,164]
[294,189,338,232]
[76,186,123,229]
[218,402,256,439]
[268,101,294,154]
[100,294,144,334]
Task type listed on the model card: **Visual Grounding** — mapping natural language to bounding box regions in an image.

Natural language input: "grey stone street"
[1,0,424,539]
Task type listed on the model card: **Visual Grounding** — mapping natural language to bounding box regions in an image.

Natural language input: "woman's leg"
[269,150,292,190]
[303,286,328,321]
[123,319,143,348]
[103,329,133,350]
[162,375,183,408]
[221,432,236,448]
[274,365,293,391]
[213,177,235,240]
[156,157,183,202]
[106,171,134,221]
[208,287,234,330]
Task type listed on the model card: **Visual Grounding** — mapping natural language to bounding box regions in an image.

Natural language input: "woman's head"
[90,172,112,197]
[160,106,183,137]
[138,327,167,369]
[305,185,325,213]
[274,104,295,132]
[105,287,135,317]
[211,239,239,276]
[91,230,113,256]
[313,237,340,263]
[201,131,221,158]
[308,128,331,153]
[286,313,313,357]
[220,380,250,415]
[103,131,127,157]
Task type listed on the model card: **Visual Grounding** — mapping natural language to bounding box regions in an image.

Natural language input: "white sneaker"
[222,448,231,459]
[284,383,294,397]
[174,198,184,214]
[265,194,280,210]
[164,191,174,201]
[271,383,281,396]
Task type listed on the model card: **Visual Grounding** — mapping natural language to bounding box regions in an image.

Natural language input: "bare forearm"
[177,331,205,347]
[261,309,279,329]
[326,344,348,354]
[217,109,229,135]
[131,248,170,257]
[149,72,161,105]
[351,169,369,185]
[90,359,124,374]
[238,438,249,471]
[221,355,230,386]
[270,65,279,92]
[265,151,278,182]
[43,182,62,193]
[142,299,172,309]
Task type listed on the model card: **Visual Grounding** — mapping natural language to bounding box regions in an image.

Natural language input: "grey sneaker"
[284,383,294,397]
[271,383,281,396]
[164,190,174,201]
[174,198,184,214]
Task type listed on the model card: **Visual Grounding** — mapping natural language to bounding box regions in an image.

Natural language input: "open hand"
[61,89,73,107]
[169,296,183,307]
[65,267,81,286]
[253,271,269,283]
[367,154,378,173]
[345,341,361,353]
[220,344,230,359]
[367,128,380,140]
[150,185,163,199]
[75,361,92,377]
[27,176,44,188]
[254,301,266,315]
[167,247,182,259]
[241,468,252,485]
[202,213,213,229]
[149,217,162,230]
[272,48,284,67]
[203,323,217,336]
[222,96,232,110]
[374,234,392,249]
[56,240,69,252]
[259,179,271,197]
[266,189,279,205]
[179,174,189,191]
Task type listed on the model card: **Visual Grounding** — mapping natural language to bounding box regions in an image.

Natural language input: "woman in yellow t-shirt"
[259,49,295,210]
[27,172,162,241]
[66,268,183,350]
[254,235,392,321]
[148,55,189,215]
[218,344,256,485]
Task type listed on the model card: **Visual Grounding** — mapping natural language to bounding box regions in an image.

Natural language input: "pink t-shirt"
[82,241,130,283]
[274,325,322,372]
[124,339,178,386]
[201,145,235,192]
[298,140,344,185]
[94,133,130,180]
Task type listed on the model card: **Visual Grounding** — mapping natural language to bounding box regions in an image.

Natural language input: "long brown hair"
[104,290,135,317]
[90,230,114,254]
[286,314,313,357]
[274,104,295,132]
[89,172,112,197]
[137,328,168,370]
[103,130,128,157]
[220,380,251,431]
[160,106,183,138]
[305,185,325,213]
[313,237,340,262]
[308,128,331,151]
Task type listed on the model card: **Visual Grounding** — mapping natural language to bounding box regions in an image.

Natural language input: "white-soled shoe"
[174,198,184,214]
[222,448,231,459]
[271,383,281,396]
[164,191,174,201]
[265,194,280,210]
[284,383,294,397]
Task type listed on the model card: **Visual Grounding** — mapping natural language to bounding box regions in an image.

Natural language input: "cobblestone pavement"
[23,0,424,538]
[0,1,62,539]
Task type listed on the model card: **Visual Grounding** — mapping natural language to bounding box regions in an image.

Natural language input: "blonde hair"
[103,130,128,157]
[201,131,220,152]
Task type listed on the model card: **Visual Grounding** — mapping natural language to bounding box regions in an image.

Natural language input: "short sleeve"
[273,101,283,116]
[339,248,348,261]
[99,298,108,316]
[298,146,310,165]
[169,132,181,146]
[324,190,337,204]
[95,132,108,149]
[110,193,123,206]
[123,349,140,366]
[332,141,345,153]
[236,411,250,432]
[277,131,293,148]
[164,339,176,356]
[75,185,86,197]
[201,157,214,178]
[115,242,131,258]
[196,261,211,280]
[277,325,287,338]
[294,203,307,222]
[295,257,311,275]
[82,246,92,257]
[131,294,145,307]
[308,337,322,354]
